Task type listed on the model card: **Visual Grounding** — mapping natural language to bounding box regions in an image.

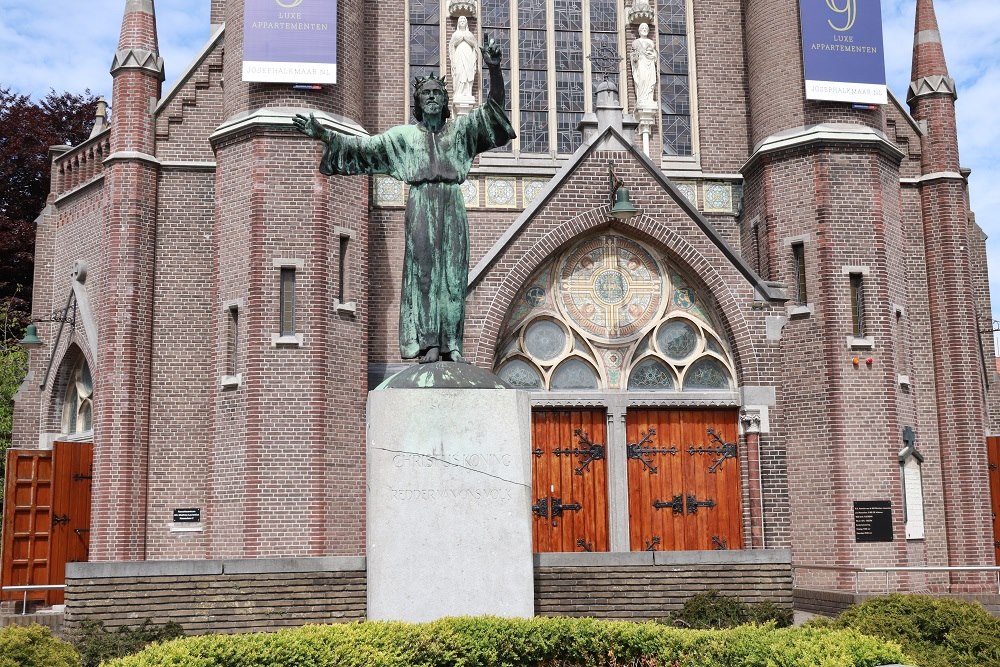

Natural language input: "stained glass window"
[498,358,543,388]
[493,233,736,392]
[524,319,568,361]
[467,0,624,155]
[656,319,698,361]
[628,358,675,390]
[658,0,692,156]
[409,0,440,84]
[684,358,731,391]
[551,358,599,389]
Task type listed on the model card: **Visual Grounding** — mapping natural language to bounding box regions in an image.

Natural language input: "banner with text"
[800,0,886,104]
[243,0,337,84]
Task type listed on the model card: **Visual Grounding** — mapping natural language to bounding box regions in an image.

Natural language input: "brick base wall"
[64,551,794,634]
[0,611,65,635]
[535,550,792,620]
[64,558,366,635]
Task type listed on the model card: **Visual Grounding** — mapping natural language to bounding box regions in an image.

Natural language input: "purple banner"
[800,0,886,104]
[242,0,337,84]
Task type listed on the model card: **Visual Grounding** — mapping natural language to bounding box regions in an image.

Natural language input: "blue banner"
[800,0,886,104]
[243,0,337,84]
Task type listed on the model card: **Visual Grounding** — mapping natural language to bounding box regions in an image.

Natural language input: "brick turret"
[91,0,164,561]
[908,0,995,583]
[207,0,370,558]
[741,0,909,571]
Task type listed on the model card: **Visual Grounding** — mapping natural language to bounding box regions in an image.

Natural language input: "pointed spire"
[110,0,164,81]
[907,0,956,104]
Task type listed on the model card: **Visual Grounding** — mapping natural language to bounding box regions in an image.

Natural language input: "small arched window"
[62,357,93,435]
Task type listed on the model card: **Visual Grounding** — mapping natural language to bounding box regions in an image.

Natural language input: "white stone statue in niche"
[631,22,657,110]
[449,16,479,107]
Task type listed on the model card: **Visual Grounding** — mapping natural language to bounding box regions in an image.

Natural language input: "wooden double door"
[531,407,742,552]
[1,442,93,607]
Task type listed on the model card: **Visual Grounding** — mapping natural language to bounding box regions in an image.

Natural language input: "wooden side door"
[1,449,54,606]
[49,441,93,604]
[988,437,1000,565]
[531,409,609,552]
[627,408,742,551]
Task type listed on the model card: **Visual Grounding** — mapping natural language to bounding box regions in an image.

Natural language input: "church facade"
[4,0,1000,624]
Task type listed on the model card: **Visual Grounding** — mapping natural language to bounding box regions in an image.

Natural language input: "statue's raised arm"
[294,44,514,364]
[481,33,505,109]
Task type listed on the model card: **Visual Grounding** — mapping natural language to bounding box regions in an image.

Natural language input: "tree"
[0,88,98,333]
[0,88,96,504]
[0,305,27,506]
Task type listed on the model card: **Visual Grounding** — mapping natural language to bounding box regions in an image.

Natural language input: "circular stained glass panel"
[523,319,567,362]
[558,235,663,341]
[657,319,698,361]
[594,269,629,304]
[551,358,598,389]
[683,357,731,391]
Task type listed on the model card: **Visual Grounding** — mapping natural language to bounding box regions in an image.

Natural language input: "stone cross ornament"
[295,36,514,364]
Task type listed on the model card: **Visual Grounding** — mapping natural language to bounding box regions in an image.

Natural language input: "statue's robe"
[319,99,514,359]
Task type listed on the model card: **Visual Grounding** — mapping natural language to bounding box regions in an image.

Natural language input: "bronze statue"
[295,36,514,364]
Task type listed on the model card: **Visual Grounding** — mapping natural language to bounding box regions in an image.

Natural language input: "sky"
[1,0,998,322]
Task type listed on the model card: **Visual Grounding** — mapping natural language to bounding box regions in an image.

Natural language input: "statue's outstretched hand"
[293,113,327,141]
[481,33,502,68]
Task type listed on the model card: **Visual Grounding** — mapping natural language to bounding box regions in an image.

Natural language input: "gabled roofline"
[888,88,925,137]
[154,23,225,115]
[469,124,787,303]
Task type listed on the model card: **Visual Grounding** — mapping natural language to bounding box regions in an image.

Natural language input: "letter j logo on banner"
[800,0,886,104]
[826,0,856,31]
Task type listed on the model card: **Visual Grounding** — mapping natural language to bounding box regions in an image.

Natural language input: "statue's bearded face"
[417,82,448,118]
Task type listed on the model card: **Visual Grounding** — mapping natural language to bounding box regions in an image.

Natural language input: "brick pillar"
[207,0,369,558]
[90,0,163,561]
[908,0,994,587]
[740,409,765,549]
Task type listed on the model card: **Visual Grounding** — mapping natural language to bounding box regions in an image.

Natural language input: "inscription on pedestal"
[367,388,534,621]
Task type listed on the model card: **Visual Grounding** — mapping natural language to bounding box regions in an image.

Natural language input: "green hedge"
[828,593,1000,667]
[0,624,80,667]
[73,619,185,667]
[662,590,794,629]
[103,616,907,667]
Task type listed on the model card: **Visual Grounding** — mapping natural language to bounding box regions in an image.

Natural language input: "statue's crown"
[413,73,447,90]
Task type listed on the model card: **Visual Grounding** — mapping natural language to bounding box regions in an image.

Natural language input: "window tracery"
[494,233,735,391]
[408,0,695,158]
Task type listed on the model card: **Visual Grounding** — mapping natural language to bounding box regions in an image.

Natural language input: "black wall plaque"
[853,500,893,542]
[172,508,201,523]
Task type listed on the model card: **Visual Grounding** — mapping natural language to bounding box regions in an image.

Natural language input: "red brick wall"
[155,44,224,163]
[144,169,215,560]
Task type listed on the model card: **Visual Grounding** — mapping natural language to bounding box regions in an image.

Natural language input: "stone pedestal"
[366,387,534,621]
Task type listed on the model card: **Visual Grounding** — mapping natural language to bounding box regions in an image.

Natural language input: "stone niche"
[366,387,534,621]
